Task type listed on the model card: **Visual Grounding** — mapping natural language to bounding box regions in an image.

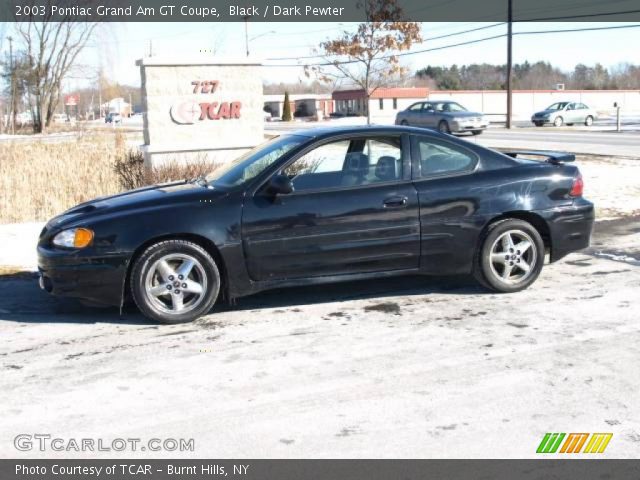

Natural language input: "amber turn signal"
[73,228,94,248]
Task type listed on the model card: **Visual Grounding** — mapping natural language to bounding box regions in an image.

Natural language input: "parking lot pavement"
[1,216,639,459]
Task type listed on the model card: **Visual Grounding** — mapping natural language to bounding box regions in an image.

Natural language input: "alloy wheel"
[488,230,537,285]
[144,253,208,314]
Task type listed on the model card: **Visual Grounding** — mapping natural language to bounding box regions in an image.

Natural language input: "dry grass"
[1,134,123,223]
[0,132,219,224]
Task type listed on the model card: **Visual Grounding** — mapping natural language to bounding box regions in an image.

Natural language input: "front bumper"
[538,198,595,262]
[531,116,551,124]
[450,119,489,132]
[37,246,130,306]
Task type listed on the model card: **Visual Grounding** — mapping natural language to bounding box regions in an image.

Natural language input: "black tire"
[400,120,409,126]
[553,116,563,127]
[584,115,593,126]
[130,240,221,323]
[471,130,483,135]
[438,120,450,134]
[473,219,545,293]
[566,123,574,126]
[534,122,544,127]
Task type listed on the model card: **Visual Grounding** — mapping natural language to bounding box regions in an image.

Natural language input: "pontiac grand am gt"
[38,125,594,323]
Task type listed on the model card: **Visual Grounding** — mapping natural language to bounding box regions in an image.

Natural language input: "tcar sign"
[170,80,242,124]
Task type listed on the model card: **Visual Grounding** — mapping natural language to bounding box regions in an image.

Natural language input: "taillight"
[569,174,584,197]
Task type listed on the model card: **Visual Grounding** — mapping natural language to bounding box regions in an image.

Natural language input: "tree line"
[415,61,640,91]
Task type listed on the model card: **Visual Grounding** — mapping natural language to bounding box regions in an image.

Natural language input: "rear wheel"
[474,219,545,293]
[584,115,594,126]
[438,120,450,134]
[553,116,564,127]
[131,240,220,323]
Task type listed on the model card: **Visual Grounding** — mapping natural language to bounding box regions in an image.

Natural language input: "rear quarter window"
[413,136,478,178]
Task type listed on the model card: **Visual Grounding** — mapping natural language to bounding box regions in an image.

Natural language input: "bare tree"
[15,9,98,133]
[307,0,422,124]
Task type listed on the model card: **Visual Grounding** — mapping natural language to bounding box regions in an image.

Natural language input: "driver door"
[241,134,420,281]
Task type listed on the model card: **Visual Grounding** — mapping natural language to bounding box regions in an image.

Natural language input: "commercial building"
[332,87,429,123]
[331,87,640,123]
[263,93,334,119]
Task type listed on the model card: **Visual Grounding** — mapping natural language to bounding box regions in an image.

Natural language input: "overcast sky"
[2,21,638,89]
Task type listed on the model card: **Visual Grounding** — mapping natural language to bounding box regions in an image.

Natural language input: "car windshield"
[434,102,467,113]
[546,102,569,110]
[207,135,306,187]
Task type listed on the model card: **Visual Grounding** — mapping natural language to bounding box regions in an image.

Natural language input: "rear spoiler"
[502,150,576,165]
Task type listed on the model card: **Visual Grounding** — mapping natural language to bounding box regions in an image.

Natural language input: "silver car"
[531,102,597,127]
[395,100,489,135]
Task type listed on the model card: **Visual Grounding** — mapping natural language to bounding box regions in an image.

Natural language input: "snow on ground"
[0,217,639,459]
[0,222,44,270]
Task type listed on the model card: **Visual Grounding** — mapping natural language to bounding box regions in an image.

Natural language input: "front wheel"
[474,219,545,293]
[584,115,594,126]
[131,240,221,323]
[553,116,564,127]
[438,120,450,134]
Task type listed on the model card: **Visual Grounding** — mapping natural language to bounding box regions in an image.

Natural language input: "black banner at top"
[1,0,640,22]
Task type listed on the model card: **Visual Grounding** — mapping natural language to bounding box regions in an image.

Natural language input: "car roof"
[290,124,443,139]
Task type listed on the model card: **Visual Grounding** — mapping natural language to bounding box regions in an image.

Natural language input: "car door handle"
[383,196,408,208]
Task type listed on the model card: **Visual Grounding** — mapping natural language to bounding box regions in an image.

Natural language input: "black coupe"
[38,126,594,323]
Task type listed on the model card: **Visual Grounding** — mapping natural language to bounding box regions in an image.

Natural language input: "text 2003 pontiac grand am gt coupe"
[38,126,594,323]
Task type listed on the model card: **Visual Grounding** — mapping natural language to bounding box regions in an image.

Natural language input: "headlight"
[52,228,94,248]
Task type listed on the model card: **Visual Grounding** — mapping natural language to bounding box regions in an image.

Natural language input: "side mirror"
[265,174,293,196]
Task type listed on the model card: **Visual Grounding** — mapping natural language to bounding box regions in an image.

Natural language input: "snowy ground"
[0,216,639,458]
[1,152,639,459]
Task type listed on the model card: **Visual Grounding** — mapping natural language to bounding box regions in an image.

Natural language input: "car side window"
[408,103,423,112]
[283,137,403,191]
[415,137,477,178]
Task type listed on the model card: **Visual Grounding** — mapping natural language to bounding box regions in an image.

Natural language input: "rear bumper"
[37,246,130,306]
[537,199,595,262]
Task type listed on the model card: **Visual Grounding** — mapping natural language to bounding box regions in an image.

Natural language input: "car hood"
[533,109,559,116]
[45,181,227,231]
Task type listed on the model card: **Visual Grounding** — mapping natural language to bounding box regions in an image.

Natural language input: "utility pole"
[8,35,16,134]
[506,0,513,129]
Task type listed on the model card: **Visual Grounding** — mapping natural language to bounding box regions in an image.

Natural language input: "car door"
[420,102,438,129]
[404,102,425,126]
[241,134,420,281]
[410,134,482,275]
[566,103,580,123]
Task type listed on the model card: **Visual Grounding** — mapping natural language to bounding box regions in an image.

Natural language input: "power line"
[266,22,506,61]
[262,22,640,68]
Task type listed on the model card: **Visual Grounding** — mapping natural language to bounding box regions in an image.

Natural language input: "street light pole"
[506,0,513,129]
[244,15,250,57]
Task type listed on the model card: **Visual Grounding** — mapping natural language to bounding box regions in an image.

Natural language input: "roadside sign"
[65,95,79,106]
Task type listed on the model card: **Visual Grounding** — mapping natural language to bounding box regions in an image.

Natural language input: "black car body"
[38,126,594,323]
